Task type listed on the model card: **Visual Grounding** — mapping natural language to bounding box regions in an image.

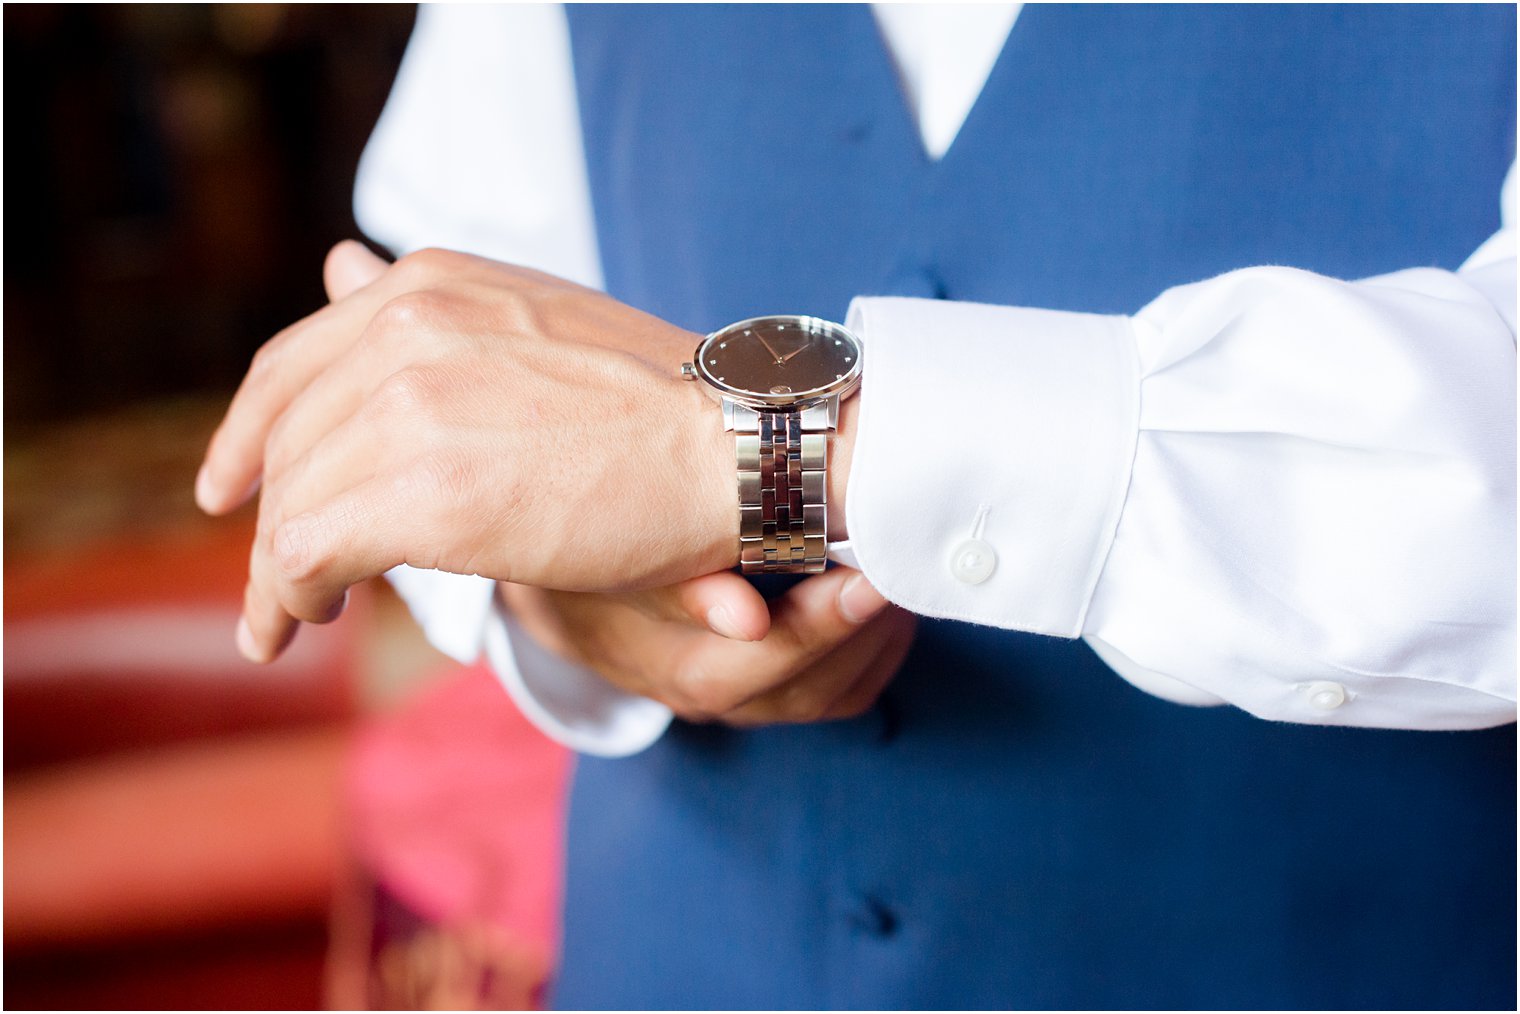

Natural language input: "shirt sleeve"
[844,164,1517,731]
[352,2,602,286]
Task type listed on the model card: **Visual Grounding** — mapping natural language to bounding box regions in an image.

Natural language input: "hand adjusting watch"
[682,315,862,574]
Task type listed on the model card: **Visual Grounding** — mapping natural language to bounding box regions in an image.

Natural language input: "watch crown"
[680,362,697,380]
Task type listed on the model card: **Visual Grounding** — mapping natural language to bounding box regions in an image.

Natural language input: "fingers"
[324,239,389,302]
[755,568,889,661]
[236,410,387,662]
[257,403,390,568]
[627,571,772,641]
[195,246,400,516]
[500,567,909,726]
[718,605,911,727]
[238,457,455,660]
[815,607,918,718]
[672,568,892,714]
[196,300,363,514]
[259,328,420,480]
[237,547,302,664]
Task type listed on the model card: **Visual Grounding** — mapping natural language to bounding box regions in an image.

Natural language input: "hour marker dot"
[834,339,842,345]
[844,356,852,362]
[709,359,717,365]
[836,374,844,380]
[719,342,727,348]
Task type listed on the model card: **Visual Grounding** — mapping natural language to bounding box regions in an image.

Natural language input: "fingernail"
[839,573,888,624]
[194,465,219,512]
[197,467,262,514]
[706,602,748,640]
[235,617,262,663]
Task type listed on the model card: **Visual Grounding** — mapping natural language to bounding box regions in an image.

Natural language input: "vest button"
[841,120,874,145]
[950,538,997,584]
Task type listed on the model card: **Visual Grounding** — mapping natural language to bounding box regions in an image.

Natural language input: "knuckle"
[371,366,441,419]
[272,516,327,586]
[372,288,452,336]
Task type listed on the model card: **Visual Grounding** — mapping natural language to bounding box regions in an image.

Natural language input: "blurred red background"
[5,6,568,1008]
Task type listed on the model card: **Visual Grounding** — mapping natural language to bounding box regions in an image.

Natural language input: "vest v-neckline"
[854,2,1030,172]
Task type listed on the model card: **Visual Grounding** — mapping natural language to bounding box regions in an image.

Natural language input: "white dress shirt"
[353,3,1517,756]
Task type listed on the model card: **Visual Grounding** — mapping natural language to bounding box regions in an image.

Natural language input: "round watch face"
[694,316,862,406]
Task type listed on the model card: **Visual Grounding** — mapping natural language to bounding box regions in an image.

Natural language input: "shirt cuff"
[384,565,671,756]
[482,592,673,758]
[383,564,496,663]
[843,296,1139,635]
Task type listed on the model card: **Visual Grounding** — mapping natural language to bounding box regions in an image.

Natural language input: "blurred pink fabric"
[344,662,572,993]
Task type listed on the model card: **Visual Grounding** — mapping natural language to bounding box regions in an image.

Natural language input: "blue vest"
[558,6,1517,1008]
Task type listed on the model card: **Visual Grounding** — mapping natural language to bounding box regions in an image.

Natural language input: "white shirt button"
[950,539,997,584]
[1302,681,1348,711]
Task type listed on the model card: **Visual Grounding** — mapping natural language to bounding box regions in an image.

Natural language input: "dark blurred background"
[5,3,413,432]
[2,6,572,1010]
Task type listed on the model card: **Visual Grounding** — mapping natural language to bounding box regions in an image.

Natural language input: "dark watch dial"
[695,316,861,405]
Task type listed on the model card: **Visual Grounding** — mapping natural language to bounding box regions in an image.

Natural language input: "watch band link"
[734,406,828,574]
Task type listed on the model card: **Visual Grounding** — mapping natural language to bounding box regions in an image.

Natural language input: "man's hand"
[197,243,749,662]
[502,566,916,726]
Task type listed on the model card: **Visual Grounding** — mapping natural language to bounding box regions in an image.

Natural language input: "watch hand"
[779,343,809,363]
[755,332,783,362]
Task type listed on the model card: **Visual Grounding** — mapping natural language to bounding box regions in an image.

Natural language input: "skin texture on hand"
[200,244,727,660]
[195,241,865,671]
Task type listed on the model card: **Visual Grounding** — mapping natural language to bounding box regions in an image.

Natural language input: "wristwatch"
[682,315,862,574]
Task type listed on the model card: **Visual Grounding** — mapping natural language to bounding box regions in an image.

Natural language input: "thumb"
[629,571,772,641]
[764,567,889,655]
[323,239,389,302]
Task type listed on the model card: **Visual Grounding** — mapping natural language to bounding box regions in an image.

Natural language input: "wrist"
[683,377,743,573]
[683,314,860,573]
[694,387,856,560]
